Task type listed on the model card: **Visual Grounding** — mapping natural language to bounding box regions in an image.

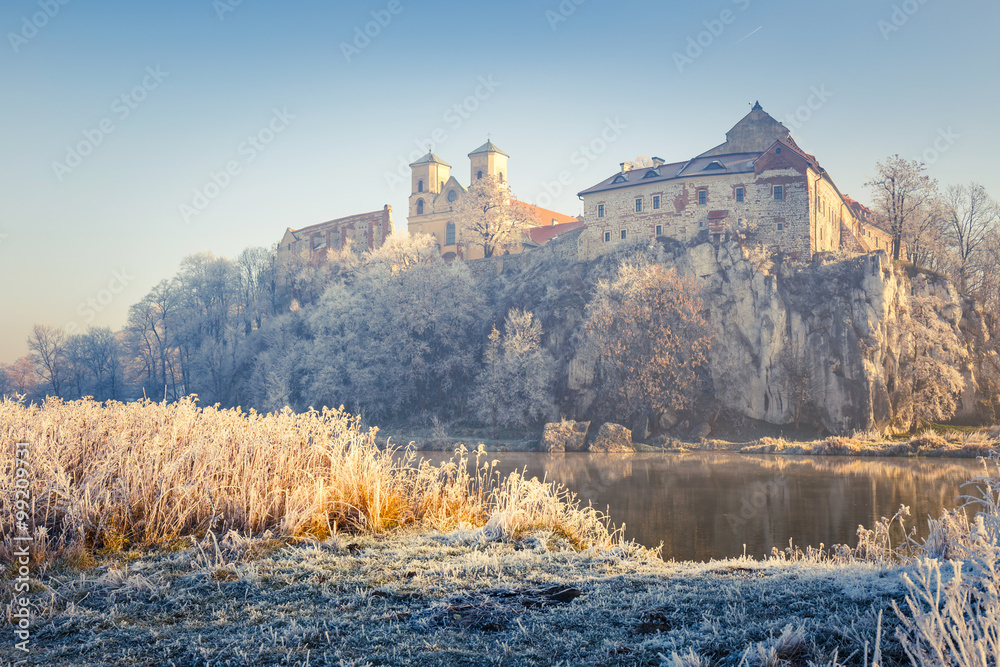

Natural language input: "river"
[414,451,986,561]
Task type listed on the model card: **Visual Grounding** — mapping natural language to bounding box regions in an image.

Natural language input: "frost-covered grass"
[4,528,911,666]
[0,396,627,569]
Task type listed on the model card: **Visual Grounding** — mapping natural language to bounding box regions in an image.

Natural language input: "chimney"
[652,157,665,168]
[620,161,633,174]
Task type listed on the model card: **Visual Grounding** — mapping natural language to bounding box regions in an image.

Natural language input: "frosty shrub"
[472,309,556,437]
[893,457,1000,665]
[583,263,712,422]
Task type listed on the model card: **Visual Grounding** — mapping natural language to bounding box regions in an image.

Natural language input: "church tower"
[408,152,451,219]
[468,140,509,185]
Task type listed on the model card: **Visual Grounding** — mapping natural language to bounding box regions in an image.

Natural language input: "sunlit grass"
[0,396,630,568]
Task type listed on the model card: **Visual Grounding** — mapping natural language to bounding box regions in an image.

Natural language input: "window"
[621,229,627,240]
[773,185,784,200]
[735,187,744,202]
[698,189,707,205]
[499,172,504,183]
[653,195,661,209]
[418,180,424,193]
[477,170,483,180]
[820,227,824,241]
[635,198,643,213]
[445,222,456,245]
[597,204,605,218]
[447,189,458,203]
[416,199,424,215]
[655,224,663,236]
[604,231,611,242]
[777,222,784,231]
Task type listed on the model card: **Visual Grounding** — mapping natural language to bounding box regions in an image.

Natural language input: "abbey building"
[577,103,885,260]
[407,140,582,261]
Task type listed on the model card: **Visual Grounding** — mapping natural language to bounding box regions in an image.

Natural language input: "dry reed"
[0,396,623,566]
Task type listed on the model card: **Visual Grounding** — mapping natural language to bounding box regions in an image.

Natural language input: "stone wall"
[577,168,812,261]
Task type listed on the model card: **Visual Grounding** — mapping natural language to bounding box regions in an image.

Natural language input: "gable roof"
[698,102,793,157]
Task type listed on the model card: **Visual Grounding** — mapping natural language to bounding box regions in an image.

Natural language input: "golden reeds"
[0,396,622,565]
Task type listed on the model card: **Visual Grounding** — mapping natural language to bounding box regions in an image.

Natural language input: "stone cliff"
[487,231,974,435]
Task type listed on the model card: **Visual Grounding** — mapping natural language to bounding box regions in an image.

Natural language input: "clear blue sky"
[2,0,998,362]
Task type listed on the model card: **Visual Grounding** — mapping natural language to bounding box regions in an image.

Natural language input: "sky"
[2,0,999,363]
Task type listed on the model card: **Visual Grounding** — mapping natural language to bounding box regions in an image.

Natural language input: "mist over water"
[416,451,983,561]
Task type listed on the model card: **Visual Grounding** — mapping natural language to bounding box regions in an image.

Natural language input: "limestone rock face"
[490,232,973,435]
[588,423,633,453]
[539,420,590,453]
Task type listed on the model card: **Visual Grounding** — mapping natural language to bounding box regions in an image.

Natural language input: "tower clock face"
[447,190,458,202]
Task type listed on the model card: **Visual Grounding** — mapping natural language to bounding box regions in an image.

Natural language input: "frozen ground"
[13,529,911,666]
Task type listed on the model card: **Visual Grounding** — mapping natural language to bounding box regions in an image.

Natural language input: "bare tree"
[27,324,67,396]
[779,339,818,430]
[891,285,967,432]
[942,182,999,295]
[865,155,937,261]
[453,174,535,258]
[583,263,713,422]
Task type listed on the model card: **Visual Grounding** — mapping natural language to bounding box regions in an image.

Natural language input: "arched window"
[418,180,424,193]
[446,222,456,246]
[477,170,483,180]
[417,199,424,215]
[499,172,504,183]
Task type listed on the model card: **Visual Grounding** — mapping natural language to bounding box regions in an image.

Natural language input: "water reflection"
[415,451,984,562]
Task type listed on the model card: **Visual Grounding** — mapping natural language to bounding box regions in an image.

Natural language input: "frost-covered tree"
[27,323,67,397]
[472,309,556,437]
[305,253,486,419]
[866,155,937,261]
[779,339,818,430]
[891,283,967,432]
[942,182,999,296]
[583,263,713,423]
[453,174,534,258]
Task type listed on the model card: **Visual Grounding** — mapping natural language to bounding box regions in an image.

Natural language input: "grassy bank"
[3,398,1000,665]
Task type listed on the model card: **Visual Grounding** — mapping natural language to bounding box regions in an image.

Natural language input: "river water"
[415,451,985,562]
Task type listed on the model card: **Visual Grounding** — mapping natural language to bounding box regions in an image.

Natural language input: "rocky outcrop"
[490,232,973,435]
[539,420,590,453]
[588,423,633,453]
